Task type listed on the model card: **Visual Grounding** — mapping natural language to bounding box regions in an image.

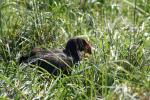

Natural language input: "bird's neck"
[63,49,80,63]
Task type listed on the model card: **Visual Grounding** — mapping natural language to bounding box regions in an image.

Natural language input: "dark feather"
[19,37,92,75]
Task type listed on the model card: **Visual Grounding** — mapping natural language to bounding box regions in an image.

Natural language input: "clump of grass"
[0,0,149,99]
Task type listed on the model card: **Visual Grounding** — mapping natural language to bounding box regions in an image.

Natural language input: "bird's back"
[23,49,73,75]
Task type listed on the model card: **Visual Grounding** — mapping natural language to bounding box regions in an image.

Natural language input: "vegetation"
[0,0,149,99]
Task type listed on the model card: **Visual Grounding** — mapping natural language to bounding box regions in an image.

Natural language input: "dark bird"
[19,37,92,75]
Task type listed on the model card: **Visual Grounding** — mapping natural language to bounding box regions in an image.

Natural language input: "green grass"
[0,0,150,99]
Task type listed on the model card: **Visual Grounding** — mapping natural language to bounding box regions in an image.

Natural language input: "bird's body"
[19,37,92,75]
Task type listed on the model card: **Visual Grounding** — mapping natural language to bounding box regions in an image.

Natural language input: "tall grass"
[0,0,149,99]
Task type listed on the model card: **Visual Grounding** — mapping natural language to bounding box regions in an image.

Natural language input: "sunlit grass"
[0,0,149,99]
